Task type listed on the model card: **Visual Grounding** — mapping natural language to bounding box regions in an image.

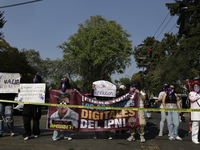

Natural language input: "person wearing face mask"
[50,77,78,141]
[162,84,182,141]
[127,80,146,143]
[23,75,43,141]
[50,92,79,141]
[188,80,200,144]
[158,83,169,137]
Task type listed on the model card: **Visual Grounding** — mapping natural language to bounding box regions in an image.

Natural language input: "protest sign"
[0,72,20,93]
[47,89,139,131]
[93,80,116,97]
[18,83,46,103]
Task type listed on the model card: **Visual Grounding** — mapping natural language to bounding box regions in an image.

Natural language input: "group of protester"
[0,75,43,141]
[0,74,200,145]
[157,81,200,144]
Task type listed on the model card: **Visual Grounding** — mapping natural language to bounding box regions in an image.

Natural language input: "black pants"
[22,105,41,137]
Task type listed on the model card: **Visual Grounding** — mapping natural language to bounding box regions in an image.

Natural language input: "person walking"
[189,80,200,144]
[162,84,182,141]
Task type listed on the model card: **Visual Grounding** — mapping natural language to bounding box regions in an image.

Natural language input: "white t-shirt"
[158,91,165,108]
[138,90,146,107]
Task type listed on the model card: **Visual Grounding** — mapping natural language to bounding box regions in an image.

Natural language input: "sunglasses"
[59,101,70,105]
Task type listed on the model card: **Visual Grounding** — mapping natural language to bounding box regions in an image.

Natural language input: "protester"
[127,80,146,143]
[115,85,126,136]
[188,80,200,144]
[162,84,182,141]
[91,83,113,140]
[0,92,16,137]
[51,77,77,141]
[22,75,43,140]
[158,83,169,136]
[51,92,79,141]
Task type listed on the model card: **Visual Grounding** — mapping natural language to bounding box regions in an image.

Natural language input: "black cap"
[163,83,169,88]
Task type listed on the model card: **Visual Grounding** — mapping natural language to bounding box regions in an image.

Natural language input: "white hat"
[120,85,126,90]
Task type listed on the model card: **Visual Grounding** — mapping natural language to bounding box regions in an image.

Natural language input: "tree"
[166,0,200,38]
[0,39,35,82]
[0,11,6,36]
[133,34,191,95]
[166,0,200,78]
[59,15,133,93]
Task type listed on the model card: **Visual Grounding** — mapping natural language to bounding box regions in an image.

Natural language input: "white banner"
[0,72,20,93]
[18,83,46,103]
[93,80,116,97]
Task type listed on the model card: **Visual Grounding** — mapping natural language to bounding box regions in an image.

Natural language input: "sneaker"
[108,136,112,140]
[175,136,182,141]
[158,131,163,136]
[34,135,38,138]
[169,136,175,140]
[94,136,97,140]
[192,140,200,144]
[168,133,171,136]
[24,137,29,141]
[52,138,59,141]
[127,136,135,141]
[67,137,72,141]
[140,136,145,143]
[10,133,14,137]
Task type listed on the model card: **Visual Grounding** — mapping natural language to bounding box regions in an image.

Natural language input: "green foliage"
[0,39,35,82]
[0,11,6,36]
[166,0,200,38]
[59,15,133,93]
[133,33,194,95]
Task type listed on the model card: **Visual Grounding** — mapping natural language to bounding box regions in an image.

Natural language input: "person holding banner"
[22,75,43,141]
[91,83,113,140]
[51,92,79,141]
[0,94,15,137]
[127,80,146,143]
[0,72,20,137]
[189,80,200,144]
[162,84,182,141]
[115,85,126,136]
[51,77,78,141]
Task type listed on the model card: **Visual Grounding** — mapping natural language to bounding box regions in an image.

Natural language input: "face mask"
[164,87,168,92]
[169,88,174,96]
[61,79,67,93]
[130,84,135,91]
[33,78,38,83]
[194,86,200,93]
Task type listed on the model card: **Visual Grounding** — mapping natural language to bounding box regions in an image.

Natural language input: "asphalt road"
[0,109,199,150]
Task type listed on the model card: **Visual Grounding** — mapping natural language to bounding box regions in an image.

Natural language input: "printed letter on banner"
[47,89,139,131]
[0,72,20,93]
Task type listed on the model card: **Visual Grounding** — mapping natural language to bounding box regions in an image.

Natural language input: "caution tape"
[0,99,200,112]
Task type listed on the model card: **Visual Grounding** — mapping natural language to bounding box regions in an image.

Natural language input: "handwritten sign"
[93,80,116,97]
[18,83,46,103]
[0,72,20,93]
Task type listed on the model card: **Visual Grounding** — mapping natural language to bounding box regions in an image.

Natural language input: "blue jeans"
[0,103,14,135]
[165,104,179,137]
[52,130,71,140]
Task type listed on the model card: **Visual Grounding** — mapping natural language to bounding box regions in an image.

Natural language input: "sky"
[0,0,179,82]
